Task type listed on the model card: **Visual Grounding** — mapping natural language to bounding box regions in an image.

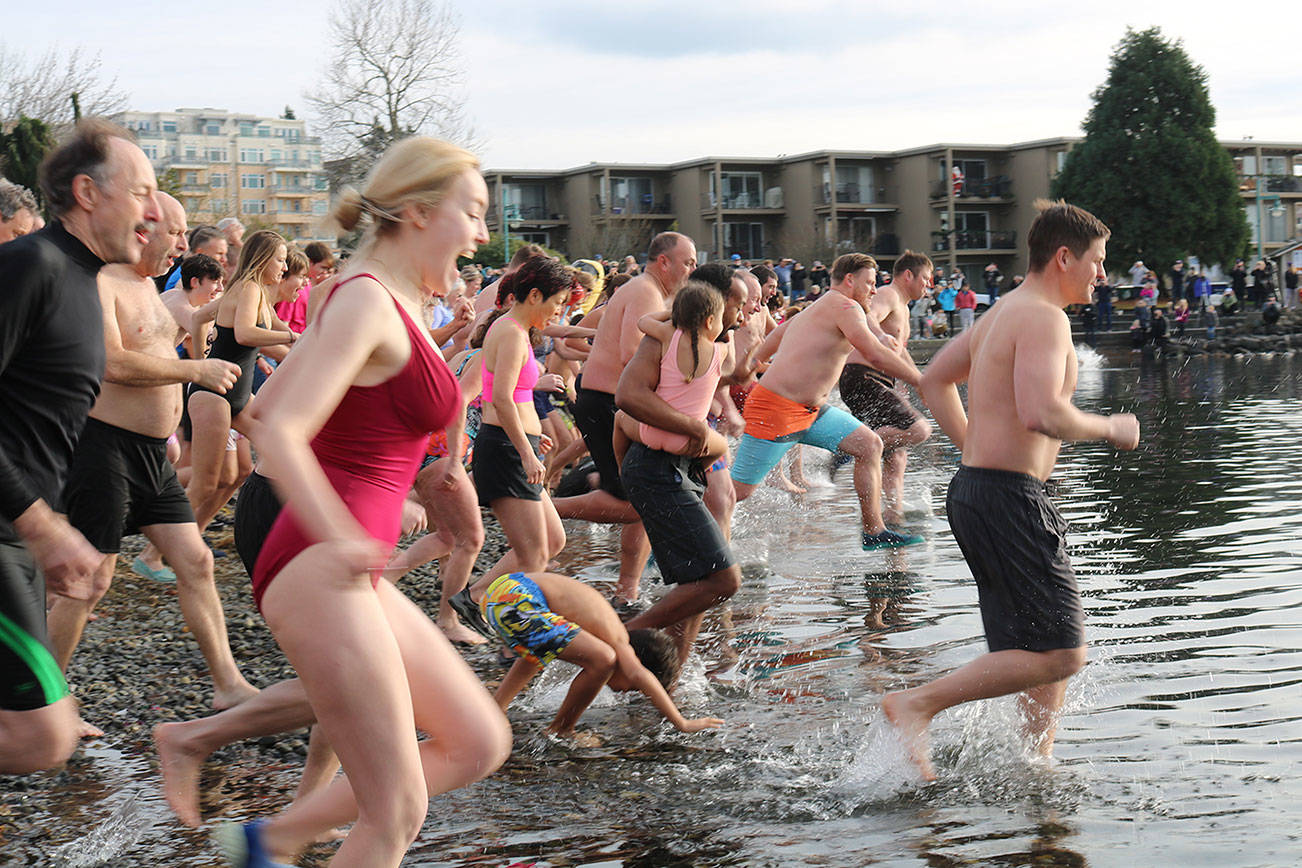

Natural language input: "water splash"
[53,789,150,867]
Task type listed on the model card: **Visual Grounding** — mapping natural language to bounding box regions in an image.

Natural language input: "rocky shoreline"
[0,504,518,864]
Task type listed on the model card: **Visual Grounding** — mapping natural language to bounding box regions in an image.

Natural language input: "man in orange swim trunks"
[730,253,925,550]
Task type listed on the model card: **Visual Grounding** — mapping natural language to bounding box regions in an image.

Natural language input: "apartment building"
[487,137,1302,285]
[116,108,331,244]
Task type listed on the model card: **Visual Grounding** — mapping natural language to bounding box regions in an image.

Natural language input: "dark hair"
[180,253,223,290]
[188,225,224,252]
[750,264,776,286]
[497,256,576,306]
[647,231,687,263]
[671,281,725,382]
[508,242,547,269]
[1026,199,1110,272]
[894,250,933,278]
[284,247,309,276]
[687,262,734,297]
[39,118,135,217]
[471,309,507,349]
[832,252,877,284]
[303,241,334,268]
[628,628,680,689]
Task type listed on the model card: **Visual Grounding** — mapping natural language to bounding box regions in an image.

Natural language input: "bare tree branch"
[0,43,128,128]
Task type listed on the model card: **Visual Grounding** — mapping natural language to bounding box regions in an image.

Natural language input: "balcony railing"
[931,230,1016,252]
[488,205,565,223]
[268,159,318,169]
[271,184,314,195]
[609,195,673,215]
[703,193,781,210]
[835,234,900,256]
[820,183,883,205]
[930,175,1013,199]
[1239,175,1302,193]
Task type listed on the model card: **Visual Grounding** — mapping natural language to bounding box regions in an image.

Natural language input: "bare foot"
[881,691,936,781]
[438,618,487,646]
[552,729,603,748]
[212,680,260,712]
[76,716,104,739]
[771,475,807,495]
[612,579,639,604]
[153,722,204,827]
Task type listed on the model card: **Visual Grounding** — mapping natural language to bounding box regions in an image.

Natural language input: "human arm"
[162,290,223,342]
[614,336,711,457]
[1013,316,1139,449]
[232,281,295,348]
[10,500,99,601]
[100,282,240,391]
[731,320,790,385]
[841,312,920,387]
[918,329,972,450]
[541,323,597,340]
[636,310,674,342]
[617,644,723,733]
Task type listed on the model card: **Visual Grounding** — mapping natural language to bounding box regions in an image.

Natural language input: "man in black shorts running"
[883,201,1139,780]
[48,193,258,731]
[837,250,933,524]
[0,119,161,772]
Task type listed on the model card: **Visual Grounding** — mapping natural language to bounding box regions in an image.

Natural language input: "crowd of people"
[1,120,1143,867]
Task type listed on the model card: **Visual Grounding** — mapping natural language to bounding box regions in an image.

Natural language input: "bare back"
[90,266,186,437]
[759,292,866,406]
[580,273,669,394]
[962,291,1076,480]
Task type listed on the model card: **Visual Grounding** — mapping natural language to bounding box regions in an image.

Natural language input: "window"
[835,165,874,203]
[239,123,255,137]
[718,172,762,209]
[239,149,264,164]
[271,149,282,162]
[1246,204,1287,244]
[141,145,158,159]
[1262,155,1288,176]
[836,216,876,251]
[185,172,198,185]
[313,200,328,215]
[517,232,550,246]
[258,127,270,138]
[210,173,227,188]
[954,211,990,248]
[314,176,328,191]
[242,200,266,215]
[210,198,227,214]
[610,176,654,214]
[1236,155,1257,175]
[950,159,987,181]
[184,148,197,160]
[162,121,177,133]
[206,148,227,162]
[205,123,221,136]
[1056,151,1068,173]
[722,222,763,259]
[241,174,266,189]
[503,183,548,220]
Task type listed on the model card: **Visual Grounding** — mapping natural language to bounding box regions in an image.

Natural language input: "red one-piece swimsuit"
[251,274,459,611]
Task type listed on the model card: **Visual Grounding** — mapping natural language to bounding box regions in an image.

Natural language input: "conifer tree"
[1053,27,1249,272]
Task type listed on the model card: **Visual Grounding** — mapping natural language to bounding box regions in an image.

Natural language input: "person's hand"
[522,451,546,485]
[400,498,427,536]
[452,296,473,326]
[22,513,100,601]
[256,357,274,377]
[878,332,899,351]
[683,419,712,457]
[537,373,565,393]
[1107,413,1140,450]
[539,433,554,455]
[194,359,242,393]
[677,717,725,733]
[428,455,465,492]
[326,535,391,582]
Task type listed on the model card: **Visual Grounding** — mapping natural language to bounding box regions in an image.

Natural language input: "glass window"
[835,165,874,203]
[205,123,221,136]
[162,121,177,133]
[241,174,265,189]
[210,173,227,188]
[722,222,763,259]
[1262,156,1288,176]
[239,123,255,137]
[258,127,270,138]
[719,172,762,208]
[503,183,548,220]
[611,177,654,213]
[242,200,266,215]
[313,200,328,215]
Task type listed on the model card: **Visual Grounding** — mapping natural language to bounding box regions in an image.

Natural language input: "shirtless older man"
[837,250,934,523]
[552,231,697,601]
[883,201,1139,780]
[731,253,924,550]
[48,193,259,728]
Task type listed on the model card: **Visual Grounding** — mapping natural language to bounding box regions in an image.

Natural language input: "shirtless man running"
[48,193,259,728]
[730,253,923,550]
[552,232,697,602]
[837,250,933,524]
[883,201,1139,780]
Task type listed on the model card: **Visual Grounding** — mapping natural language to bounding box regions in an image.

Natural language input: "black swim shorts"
[838,363,921,433]
[0,538,69,710]
[62,418,196,554]
[570,385,626,499]
[620,442,735,585]
[472,424,543,507]
[946,465,1084,652]
[234,471,284,576]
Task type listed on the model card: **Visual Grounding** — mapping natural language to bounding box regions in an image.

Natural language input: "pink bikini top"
[481,319,540,403]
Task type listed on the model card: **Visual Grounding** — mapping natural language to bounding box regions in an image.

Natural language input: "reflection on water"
[10,350,1302,866]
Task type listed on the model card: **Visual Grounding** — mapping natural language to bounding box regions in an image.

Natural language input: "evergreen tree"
[0,116,56,211]
[1053,27,1249,273]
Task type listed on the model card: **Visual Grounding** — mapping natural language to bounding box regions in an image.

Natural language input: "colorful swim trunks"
[479,572,580,666]
[730,382,863,486]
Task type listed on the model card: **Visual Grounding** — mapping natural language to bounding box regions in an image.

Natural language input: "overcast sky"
[4,0,1298,170]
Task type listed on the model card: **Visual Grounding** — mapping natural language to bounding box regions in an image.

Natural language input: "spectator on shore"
[1283,265,1298,306]
[1081,301,1097,344]
[809,260,829,292]
[1169,260,1186,303]
[1250,260,1271,307]
[1172,298,1190,337]
[775,257,793,295]
[1094,275,1113,331]
[937,279,958,334]
[1008,274,1024,293]
[983,262,1002,304]
[1190,269,1210,311]
[790,260,807,300]
[1220,286,1239,316]
[1203,303,1218,339]
[1150,307,1168,348]
[1129,260,1148,287]
[955,283,977,332]
[1262,293,1281,330]
[1230,259,1247,305]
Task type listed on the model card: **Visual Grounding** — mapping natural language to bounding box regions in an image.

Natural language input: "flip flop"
[213,820,294,868]
[132,556,176,583]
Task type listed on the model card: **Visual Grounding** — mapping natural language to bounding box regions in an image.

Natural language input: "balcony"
[929,175,1013,200]
[268,159,317,170]
[702,192,784,211]
[1239,175,1302,194]
[608,195,673,216]
[820,182,884,205]
[930,230,1016,252]
[271,184,314,197]
[159,155,208,170]
[488,205,566,224]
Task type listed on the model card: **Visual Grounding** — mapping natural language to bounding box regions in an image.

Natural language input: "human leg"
[704,466,737,541]
[547,631,617,736]
[47,554,116,673]
[184,392,235,532]
[144,521,257,709]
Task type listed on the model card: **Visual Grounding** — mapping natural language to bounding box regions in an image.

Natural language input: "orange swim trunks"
[740,382,820,441]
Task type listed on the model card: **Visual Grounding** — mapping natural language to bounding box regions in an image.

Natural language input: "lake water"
[19,347,1302,866]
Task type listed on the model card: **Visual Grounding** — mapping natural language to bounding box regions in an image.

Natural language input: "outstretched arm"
[841,313,919,386]
[617,645,723,733]
[919,328,972,450]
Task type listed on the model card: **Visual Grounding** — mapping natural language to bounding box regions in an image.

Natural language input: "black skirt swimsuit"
[189,324,259,416]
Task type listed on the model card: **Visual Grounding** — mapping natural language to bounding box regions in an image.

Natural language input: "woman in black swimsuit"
[186,230,296,534]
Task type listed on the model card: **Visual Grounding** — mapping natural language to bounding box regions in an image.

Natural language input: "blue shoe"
[214,820,294,868]
[862,529,924,551]
[132,556,176,583]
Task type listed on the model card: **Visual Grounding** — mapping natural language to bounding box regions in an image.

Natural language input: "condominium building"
[487,138,1302,284]
[116,108,331,244]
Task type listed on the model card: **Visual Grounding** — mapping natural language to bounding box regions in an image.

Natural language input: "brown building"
[487,137,1302,285]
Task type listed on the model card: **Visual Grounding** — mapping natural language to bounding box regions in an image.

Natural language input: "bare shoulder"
[313,274,398,339]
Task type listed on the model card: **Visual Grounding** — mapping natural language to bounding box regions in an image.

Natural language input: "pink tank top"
[480,319,540,403]
[639,329,723,453]
[251,273,459,610]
